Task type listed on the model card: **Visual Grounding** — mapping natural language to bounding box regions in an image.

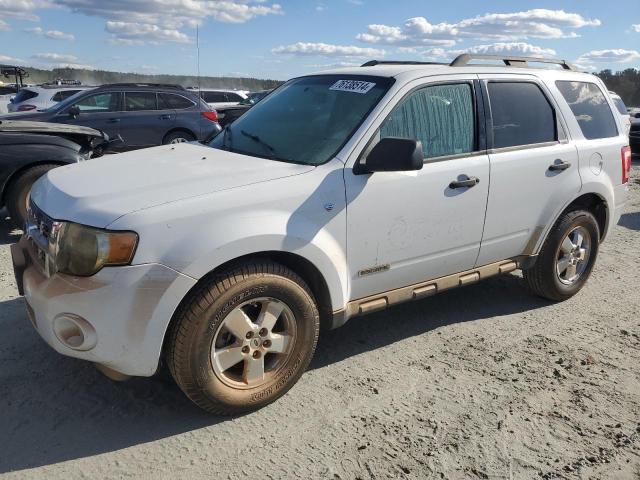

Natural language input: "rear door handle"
[449,176,480,189]
[548,160,571,171]
[107,118,120,123]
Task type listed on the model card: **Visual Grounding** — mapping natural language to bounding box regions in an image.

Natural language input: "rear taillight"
[17,104,36,111]
[622,146,632,184]
[201,111,219,123]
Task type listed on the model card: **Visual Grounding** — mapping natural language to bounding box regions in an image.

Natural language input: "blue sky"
[0,0,639,80]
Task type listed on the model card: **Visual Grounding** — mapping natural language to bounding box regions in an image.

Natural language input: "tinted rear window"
[158,93,194,110]
[125,91,157,111]
[52,90,81,102]
[13,89,38,103]
[487,82,556,149]
[612,96,628,116]
[555,81,618,140]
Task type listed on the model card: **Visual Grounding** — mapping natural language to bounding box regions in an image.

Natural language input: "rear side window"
[611,96,628,116]
[555,81,618,140]
[487,82,556,149]
[158,93,194,110]
[125,91,157,111]
[13,89,38,103]
[380,83,475,159]
[51,90,80,102]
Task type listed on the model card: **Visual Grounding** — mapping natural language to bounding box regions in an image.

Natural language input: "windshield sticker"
[330,80,376,94]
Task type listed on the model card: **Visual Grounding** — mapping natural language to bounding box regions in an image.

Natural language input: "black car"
[0,83,221,152]
[217,90,271,127]
[0,120,107,226]
[630,118,640,158]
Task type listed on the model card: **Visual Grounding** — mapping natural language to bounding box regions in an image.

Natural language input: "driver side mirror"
[68,105,80,118]
[355,137,424,175]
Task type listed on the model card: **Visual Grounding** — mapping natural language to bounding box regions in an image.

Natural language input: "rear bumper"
[11,235,197,376]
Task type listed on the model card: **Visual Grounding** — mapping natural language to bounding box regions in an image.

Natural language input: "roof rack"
[450,54,577,71]
[361,60,447,67]
[99,83,186,89]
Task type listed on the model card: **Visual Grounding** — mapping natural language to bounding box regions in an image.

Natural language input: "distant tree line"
[8,66,283,92]
[595,69,640,108]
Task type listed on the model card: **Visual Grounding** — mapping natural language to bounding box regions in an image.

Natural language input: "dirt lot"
[0,166,639,480]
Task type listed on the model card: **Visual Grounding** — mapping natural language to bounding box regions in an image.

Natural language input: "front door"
[345,78,490,300]
[54,91,122,142]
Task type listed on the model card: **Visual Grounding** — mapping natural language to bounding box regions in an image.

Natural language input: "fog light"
[52,314,97,351]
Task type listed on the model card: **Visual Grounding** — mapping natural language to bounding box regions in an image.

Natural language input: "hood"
[30,142,315,227]
[0,120,104,138]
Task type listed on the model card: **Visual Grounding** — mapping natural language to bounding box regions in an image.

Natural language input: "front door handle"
[107,118,120,123]
[449,176,480,189]
[549,160,571,172]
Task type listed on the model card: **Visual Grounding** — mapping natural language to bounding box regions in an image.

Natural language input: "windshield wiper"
[240,129,277,158]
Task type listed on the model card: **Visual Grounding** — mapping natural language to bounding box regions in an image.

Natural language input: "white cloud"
[0,1,283,44]
[456,42,557,57]
[633,24,640,33]
[272,42,384,57]
[576,49,640,65]
[32,52,79,63]
[0,19,9,30]
[357,9,600,46]
[106,21,191,44]
[25,26,75,40]
[0,54,24,64]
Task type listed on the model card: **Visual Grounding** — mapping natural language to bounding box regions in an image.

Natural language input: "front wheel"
[167,261,320,415]
[523,210,600,301]
[6,164,59,228]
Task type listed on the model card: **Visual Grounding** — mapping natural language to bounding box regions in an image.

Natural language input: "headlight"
[51,222,138,276]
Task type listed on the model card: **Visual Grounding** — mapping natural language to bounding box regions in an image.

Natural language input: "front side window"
[203,91,227,103]
[555,81,618,140]
[488,82,557,149]
[209,75,393,165]
[379,83,475,159]
[73,92,119,112]
[125,91,157,111]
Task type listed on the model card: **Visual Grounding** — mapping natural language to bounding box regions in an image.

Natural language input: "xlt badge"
[358,264,391,277]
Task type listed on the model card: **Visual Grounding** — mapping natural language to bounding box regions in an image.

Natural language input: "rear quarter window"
[158,93,195,110]
[555,81,618,140]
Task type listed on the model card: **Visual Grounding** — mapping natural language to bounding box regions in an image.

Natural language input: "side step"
[344,259,518,319]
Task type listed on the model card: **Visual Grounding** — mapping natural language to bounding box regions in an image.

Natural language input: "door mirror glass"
[358,137,424,174]
[68,105,80,118]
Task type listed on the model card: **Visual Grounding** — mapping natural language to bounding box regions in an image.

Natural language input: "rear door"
[118,91,173,148]
[475,75,581,266]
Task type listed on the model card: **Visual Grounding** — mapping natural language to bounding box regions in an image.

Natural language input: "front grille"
[27,198,55,242]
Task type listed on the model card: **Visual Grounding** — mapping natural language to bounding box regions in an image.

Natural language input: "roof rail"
[99,83,186,89]
[450,54,577,71]
[361,60,447,67]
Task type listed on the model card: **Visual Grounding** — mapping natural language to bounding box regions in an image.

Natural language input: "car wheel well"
[159,251,333,373]
[562,193,608,240]
[162,128,196,143]
[1,161,65,207]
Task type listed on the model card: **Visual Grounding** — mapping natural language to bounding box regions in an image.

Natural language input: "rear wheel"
[523,209,600,301]
[167,261,320,415]
[163,131,195,145]
[6,164,58,228]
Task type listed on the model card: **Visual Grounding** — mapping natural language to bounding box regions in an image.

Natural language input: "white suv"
[7,84,92,112]
[12,55,631,414]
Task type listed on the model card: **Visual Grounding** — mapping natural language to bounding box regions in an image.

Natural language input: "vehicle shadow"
[618,211,640,231]
[0,215,21,246]
[0,272,549,473]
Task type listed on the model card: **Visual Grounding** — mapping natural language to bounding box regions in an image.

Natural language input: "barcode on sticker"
[330,80,376,94]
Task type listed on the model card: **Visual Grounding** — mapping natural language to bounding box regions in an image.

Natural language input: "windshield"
[209,75,393,165]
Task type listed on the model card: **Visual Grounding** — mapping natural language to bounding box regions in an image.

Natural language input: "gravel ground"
[0,166,639,480]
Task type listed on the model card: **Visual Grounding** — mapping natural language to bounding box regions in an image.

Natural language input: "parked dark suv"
[0,84,221,152]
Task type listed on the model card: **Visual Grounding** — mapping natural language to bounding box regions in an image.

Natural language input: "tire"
[5,164,58,228]
[167,260,320,415]
[523,209,600,301]
[163,130,195,145]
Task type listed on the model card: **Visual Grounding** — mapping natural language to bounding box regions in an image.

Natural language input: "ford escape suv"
[11,55,630,415]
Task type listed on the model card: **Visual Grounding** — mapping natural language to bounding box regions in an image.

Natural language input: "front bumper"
[11,235,197,376]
